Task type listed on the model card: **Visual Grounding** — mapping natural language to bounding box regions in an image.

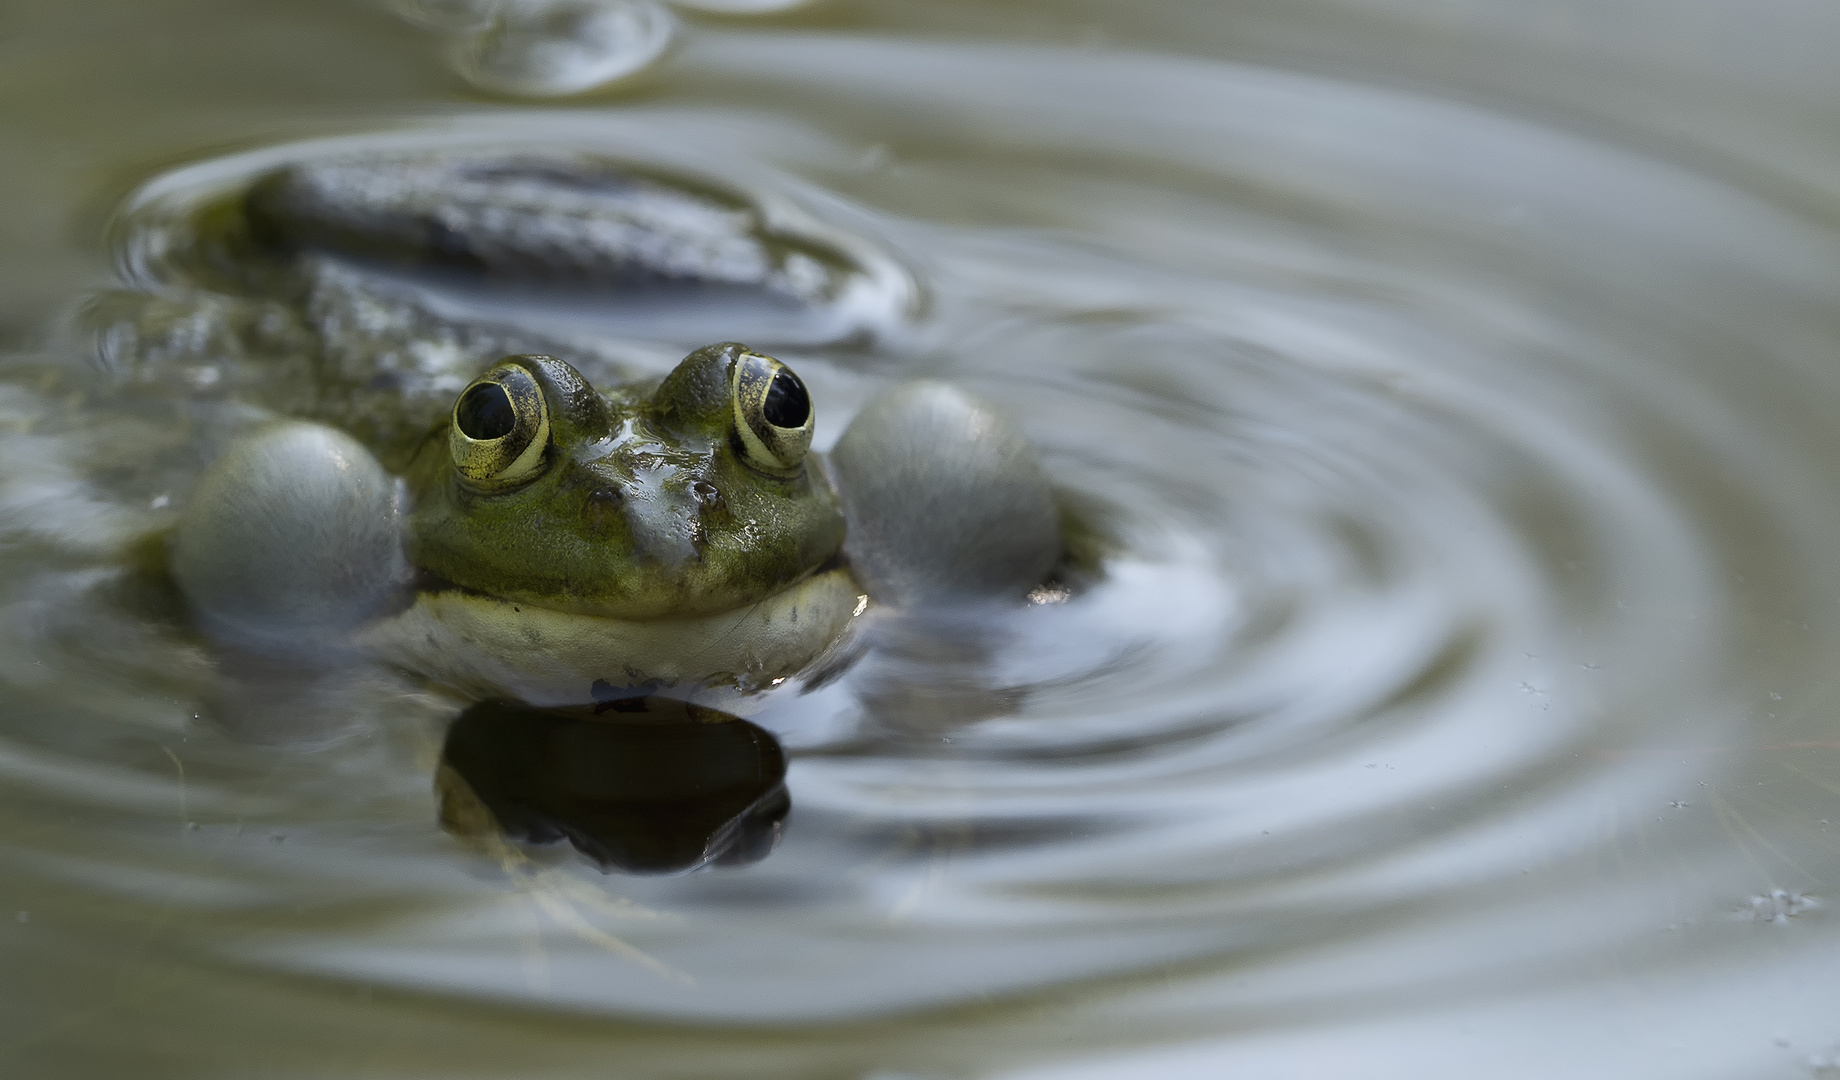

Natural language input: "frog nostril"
[456,382,515,441]
[584,485,627,537]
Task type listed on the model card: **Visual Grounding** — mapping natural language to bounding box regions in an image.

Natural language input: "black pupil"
[456,382,517,440]
[762,369,810,429]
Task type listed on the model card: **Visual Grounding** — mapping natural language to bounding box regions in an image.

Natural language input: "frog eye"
[730,351,813,474]
[449,362,550,487]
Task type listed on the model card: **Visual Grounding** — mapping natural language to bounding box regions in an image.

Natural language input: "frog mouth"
[359,565,869,710]
[402,546,852,621]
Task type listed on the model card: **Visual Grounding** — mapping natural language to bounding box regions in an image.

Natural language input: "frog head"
[402,343,845,619]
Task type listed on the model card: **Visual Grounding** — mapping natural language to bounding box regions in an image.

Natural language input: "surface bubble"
[400,0,678,96]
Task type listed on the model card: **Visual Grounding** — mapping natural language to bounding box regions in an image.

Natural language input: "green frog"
[105,148,1062,713]
[169,341,1062,710]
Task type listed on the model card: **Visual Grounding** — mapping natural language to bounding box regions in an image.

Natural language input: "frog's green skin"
[405,347,843,618]
[368,343,866,705]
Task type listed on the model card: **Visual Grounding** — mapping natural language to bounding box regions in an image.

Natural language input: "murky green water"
[5,1,1840,1077]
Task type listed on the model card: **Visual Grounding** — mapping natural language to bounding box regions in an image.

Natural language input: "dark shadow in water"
[436,698,789,875]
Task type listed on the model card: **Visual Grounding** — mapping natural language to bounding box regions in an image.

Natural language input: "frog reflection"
[436,696,789,873]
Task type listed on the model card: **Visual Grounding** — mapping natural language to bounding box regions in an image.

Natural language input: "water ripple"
[5,29,1840,1075]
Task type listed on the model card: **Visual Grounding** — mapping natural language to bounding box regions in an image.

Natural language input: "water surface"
[3,2,1840,1077]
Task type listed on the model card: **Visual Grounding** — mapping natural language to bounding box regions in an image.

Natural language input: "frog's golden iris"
[729,350,814,475]
[448,363,550,488]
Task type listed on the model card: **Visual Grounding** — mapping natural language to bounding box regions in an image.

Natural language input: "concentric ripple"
[4,29,1840,1080]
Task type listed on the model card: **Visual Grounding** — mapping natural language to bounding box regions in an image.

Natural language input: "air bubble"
[448,0,675,97]
[1740,889,1819,924]
[671,0,809,11]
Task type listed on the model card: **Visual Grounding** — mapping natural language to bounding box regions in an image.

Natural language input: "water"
[4,1,1840,1077]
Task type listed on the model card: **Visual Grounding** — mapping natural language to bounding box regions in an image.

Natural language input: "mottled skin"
[404,345,844,619]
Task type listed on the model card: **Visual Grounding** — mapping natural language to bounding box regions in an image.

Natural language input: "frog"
[94,143,1062,715]
[168,341,1063,711]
